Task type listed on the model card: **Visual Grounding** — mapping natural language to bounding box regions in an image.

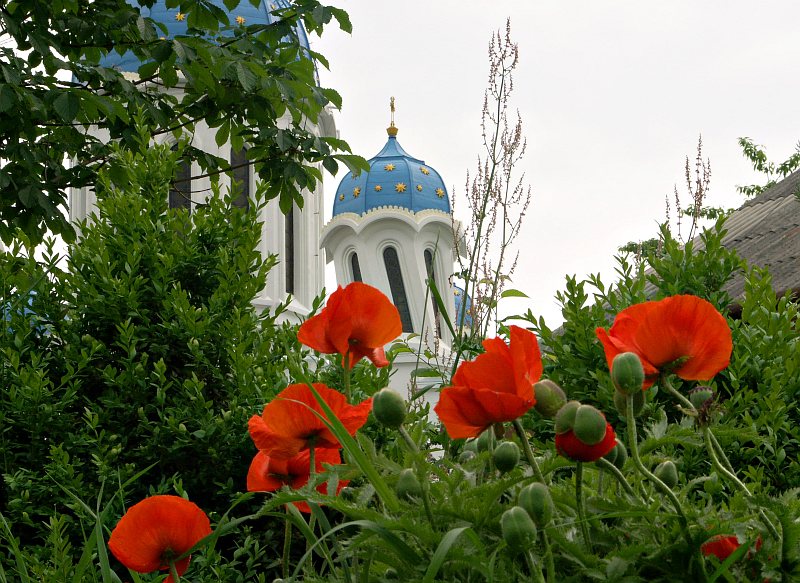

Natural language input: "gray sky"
[313,1,800,327]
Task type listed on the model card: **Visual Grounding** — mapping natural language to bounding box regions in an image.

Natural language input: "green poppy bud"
[611,352,645,396]
[614,388,646,418]
[533,380,567,419]
[464,438,479,453]
[384,568,399,580]
[603,443,618,466]
[477,429,493,452]
[459,450,477,464]
[554,400,581,434]
[396,468,423,501]
[501,506,537,552]
[372,388,407,429]
[518,482,554,527]
[654,460,679,488]
[689,386,715,411]
[493,441,521,473]
[572,404,607,445]
[611,442,627,469]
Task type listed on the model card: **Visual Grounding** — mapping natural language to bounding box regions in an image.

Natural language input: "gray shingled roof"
[715,169,800,299]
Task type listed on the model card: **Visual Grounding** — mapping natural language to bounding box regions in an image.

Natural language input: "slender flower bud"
[554,400,581,434]
[493,441,521,473]
[533,380,567,419]
[501,506,537,552]
[614,389,645,418]
[611,352,645,396]
[654,460,679,488]
[572,405,608,445]
[372,388,407,429]
[518,482,554,528]
[396,469,422,501]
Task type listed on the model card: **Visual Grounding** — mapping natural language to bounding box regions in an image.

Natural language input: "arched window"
[350,252,363,283]
[383,246,413,333]
[424,249,442,338]
[285,206,295,295]
[230,147,250,210]
[169,146,192,210]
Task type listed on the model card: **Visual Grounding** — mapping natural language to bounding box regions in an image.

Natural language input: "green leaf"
[53,91,80,122]
[423,527,479,583]
[501,288,529,299]
[0,84,16,112]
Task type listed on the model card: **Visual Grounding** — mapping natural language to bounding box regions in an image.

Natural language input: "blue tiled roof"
[333,130,450,216]
[99,0,311,73]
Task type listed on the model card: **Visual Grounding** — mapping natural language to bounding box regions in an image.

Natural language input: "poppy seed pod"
[611,352,645,396]
[614,388,645,418]
[533,380,567,419]
[372,388,407,429]
[554,400,581,434]
[501,506,537,552]
[518,482,554,528]
[396,468,422,501]
[689,386,715,411]
[493,441,521,473]
[654,460,679,488]
[572,405,608,446]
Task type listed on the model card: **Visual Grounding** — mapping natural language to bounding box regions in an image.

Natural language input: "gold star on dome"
[395,183,407,193]
[420,167,430,175]
[384,163,395,172]
[175,12,185,21]
[416,184,423,191]
[339,194,345,201]
[236,15,246,25]
[374,185,383,192]
[353,187,361,198]
[435,188,445,198]
[454,290,461,297]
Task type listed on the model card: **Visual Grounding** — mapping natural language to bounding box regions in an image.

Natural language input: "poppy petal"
[435,386,534,439]
[246,452,287,492]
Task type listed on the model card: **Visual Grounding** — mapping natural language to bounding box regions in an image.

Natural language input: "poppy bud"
[611,352,645,396]
[603,443,618,466]
[477,429,494,452]
[572,405,607,446]
[614,389,645,418]
[654,461,679,488]
[372,388,407,429]
[554,400,581,434]
[493,442,521,473]
[384,568,399,580]
[396,469,422,501]
[459,450,477,464]
[518,482,554,527]
[463,438,479,453]
[610,442,627,469]
[501,506,537,552]
[533,380,567,419]
[689,386,715,411]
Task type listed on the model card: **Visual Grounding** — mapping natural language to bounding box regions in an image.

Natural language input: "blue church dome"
[333,126,450,217]
[99,0,311,72]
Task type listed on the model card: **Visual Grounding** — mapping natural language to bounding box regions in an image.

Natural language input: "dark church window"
[285,205,295,294]
[230,147,250,210]
[383,246,413,333]
[424,249,442,338]
[350,252,363,283]
[169,146,192,210]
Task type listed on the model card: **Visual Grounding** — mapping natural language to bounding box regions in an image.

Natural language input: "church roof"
[99,0,311,73]
[333,128,451,217]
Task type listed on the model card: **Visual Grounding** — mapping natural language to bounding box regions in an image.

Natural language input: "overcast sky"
[311,0,800,327]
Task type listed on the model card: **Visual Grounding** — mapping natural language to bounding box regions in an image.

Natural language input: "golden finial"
[387,96,398,137]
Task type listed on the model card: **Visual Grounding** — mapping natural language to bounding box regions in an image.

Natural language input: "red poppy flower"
[596,295,732,389]
[701,534,762,561]
[435,326,542,439]
[247,449,348,513]
[248,383,372,459]
[298,282,402,369]
[108,495,211,583]
[555,423,617,462]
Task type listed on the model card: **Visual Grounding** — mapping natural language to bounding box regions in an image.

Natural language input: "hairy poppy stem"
[282,507,292,579]
[512,420,547,483]
[595,458,636,496]
[343,355,352,402]
[625,395,693,549]
[574,462,593,552]
[524,550,547,583]
[169,560,181,582]
[398,425,436,526]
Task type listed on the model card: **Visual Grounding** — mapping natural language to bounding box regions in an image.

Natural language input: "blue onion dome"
[333,125,451,217]
[99,0,311,73]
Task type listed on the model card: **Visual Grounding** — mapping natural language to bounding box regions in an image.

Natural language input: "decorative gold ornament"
[374,185,383,192]
[384,163,395,172]
[420,167,430,175]
[175,12,185,21]
[395,183,407,193]
[353,187,361,198]
[236,15,246,25]
[339,194,345,201]
[435,188,445,198]
[416,184,423,191]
